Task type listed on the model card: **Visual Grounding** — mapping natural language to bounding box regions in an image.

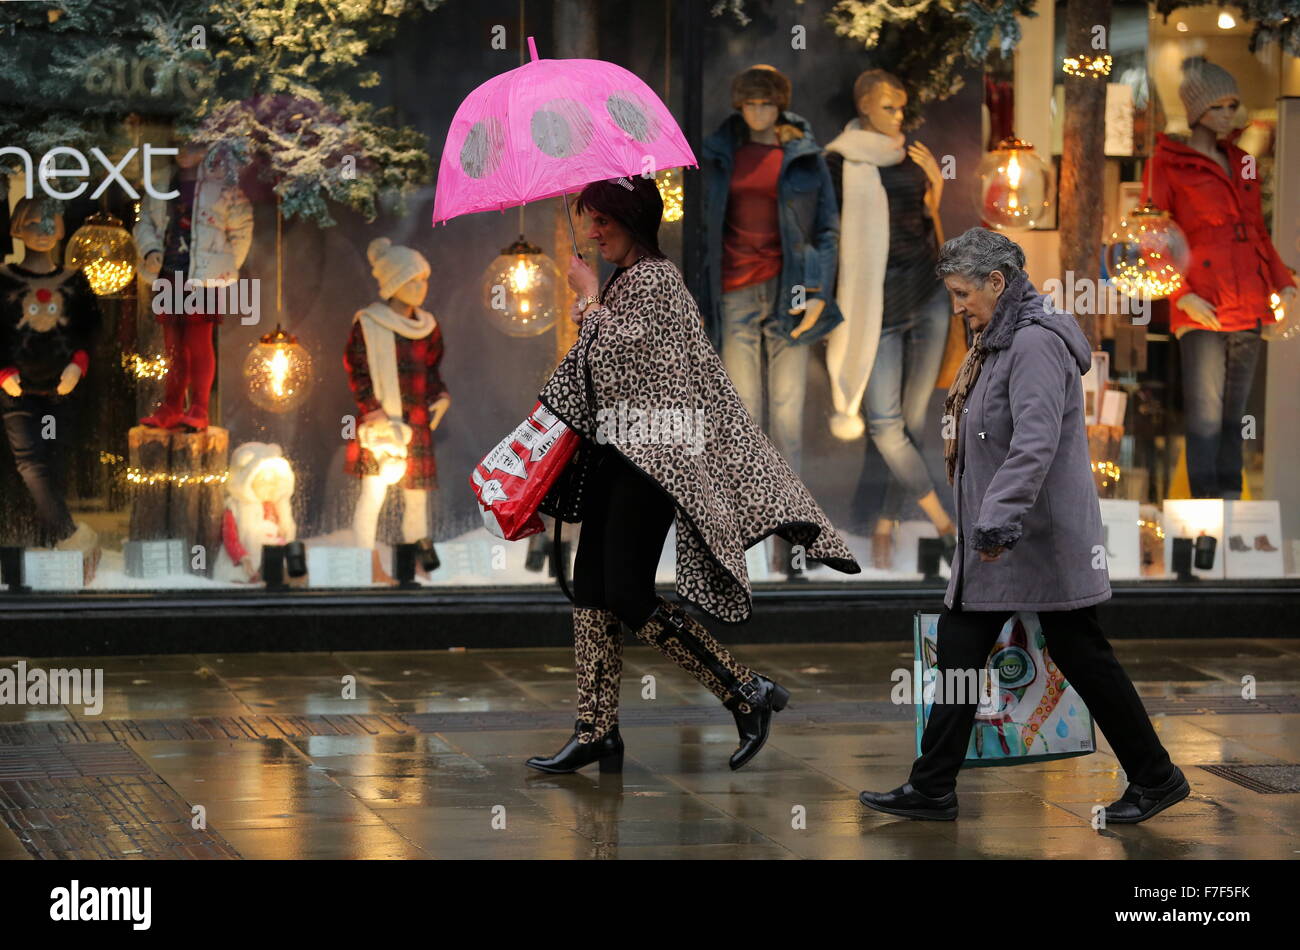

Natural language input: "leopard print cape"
[539,256,860,624]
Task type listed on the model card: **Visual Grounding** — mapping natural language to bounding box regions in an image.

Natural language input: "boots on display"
[526,606,625,774]
[634,598,790,770]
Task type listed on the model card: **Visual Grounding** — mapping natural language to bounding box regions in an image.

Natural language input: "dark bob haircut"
[574,176,665,259]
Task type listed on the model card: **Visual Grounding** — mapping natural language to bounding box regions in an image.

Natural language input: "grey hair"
[935,227,1026,285]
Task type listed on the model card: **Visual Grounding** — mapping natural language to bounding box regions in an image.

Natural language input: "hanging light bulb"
[65,211,136,295]
[481,236,560,337]
[976,137,1053,232]
[243,324,313,412]
[656,167,684,222]
[1104,203,1192,300]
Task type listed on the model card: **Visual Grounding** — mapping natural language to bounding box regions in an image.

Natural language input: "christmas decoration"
[656,168,685,223]
[243,325,313,413]
[1105,203,1191,300]
[65,212,136,296]
[121,352,170,380]
[1062,53,1113,78]
[481,237,561,338]
[977,137,1053,231]
[823,0,1038,124]
[0,1,442,227]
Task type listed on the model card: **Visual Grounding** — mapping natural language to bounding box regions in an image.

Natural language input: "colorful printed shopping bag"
[913,612,1096,766]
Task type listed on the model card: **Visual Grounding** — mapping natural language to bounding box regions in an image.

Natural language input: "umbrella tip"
[527,35,538,62]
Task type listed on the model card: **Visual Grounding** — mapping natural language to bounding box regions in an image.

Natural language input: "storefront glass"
[0,0,1296,597]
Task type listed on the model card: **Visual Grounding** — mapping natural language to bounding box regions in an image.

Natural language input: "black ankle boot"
[723,675,790,771]
[525,724,624,774]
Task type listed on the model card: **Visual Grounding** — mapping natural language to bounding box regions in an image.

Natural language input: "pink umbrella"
[432,37,697,250]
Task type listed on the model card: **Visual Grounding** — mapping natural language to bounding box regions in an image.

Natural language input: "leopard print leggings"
[573,599,760,743]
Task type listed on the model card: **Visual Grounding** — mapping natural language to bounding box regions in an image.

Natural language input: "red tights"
[159,319,216,418]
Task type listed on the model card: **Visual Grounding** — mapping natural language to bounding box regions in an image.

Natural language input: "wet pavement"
[0,638,1297,859]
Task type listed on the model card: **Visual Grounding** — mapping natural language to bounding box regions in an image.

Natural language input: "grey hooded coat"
[947,272,1111,612]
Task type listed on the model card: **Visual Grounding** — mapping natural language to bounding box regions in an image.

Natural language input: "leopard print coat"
[539,257,860,624]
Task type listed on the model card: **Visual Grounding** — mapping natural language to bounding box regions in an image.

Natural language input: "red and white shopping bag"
[470,402,579,540]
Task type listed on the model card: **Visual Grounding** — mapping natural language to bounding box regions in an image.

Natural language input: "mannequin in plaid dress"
[344,238,450,583]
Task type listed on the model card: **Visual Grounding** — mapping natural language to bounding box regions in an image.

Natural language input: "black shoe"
[940,533,957,567]
[859,783,958,820]
[525,725,624,774]
[723,675,791,771]
[1103,765,1189,824]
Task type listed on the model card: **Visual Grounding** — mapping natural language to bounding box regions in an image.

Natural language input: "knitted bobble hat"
[1179,57,1239,128]
[367,237,431,300]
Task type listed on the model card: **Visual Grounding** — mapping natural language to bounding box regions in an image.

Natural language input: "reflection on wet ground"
[1,639,1297,859]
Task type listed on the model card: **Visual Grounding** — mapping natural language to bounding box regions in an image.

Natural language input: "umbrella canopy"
[432,37,697,225]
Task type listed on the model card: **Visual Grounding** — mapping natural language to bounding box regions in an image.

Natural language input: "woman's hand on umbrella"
[568,254,598,301]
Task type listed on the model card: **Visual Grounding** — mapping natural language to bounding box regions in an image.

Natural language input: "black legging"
[572,445,675,629]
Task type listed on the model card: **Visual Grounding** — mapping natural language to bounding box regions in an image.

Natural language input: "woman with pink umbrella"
[526,175,860,774]
[436,41,860,774]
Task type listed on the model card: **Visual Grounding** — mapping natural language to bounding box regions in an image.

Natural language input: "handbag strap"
[551,514,574,603]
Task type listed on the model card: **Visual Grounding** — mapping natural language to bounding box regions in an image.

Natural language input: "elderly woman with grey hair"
[859,227,1187,824]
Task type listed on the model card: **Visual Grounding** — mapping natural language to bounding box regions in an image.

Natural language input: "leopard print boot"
[526,606,624,774]
[634,598,790,771]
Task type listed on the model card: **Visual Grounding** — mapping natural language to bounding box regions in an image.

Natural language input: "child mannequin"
[344,238,450,584]
[216,442,296,583]
[134,137,253,430]
[0,197,103,582]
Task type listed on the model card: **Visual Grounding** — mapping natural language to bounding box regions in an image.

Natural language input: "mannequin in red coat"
[1145,58,1297,498]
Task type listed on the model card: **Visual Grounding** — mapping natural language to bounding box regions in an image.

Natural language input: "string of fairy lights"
[1062,53,1113,79]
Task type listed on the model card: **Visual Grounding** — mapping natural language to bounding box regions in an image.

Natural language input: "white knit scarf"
[355,301,436,418]
[824,119,905,439]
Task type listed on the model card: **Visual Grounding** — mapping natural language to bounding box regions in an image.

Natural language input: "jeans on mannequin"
[864,284,950,520]
[1179,326,1262,498]
[352,476,430,549]
[719,275,810,474]
[2,393,78,546]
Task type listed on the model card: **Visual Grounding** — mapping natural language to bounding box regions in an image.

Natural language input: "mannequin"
[701,64,841,576]
[824,70,956,568]
[344,237,450,584]
[215,442,296,583]
[1146,58,1297,499]
[0,197,103,581]
[135,137,253,431]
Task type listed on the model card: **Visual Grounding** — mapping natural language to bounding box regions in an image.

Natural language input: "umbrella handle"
[563,193,582,260]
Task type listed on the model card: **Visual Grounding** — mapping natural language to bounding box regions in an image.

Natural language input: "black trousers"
[909,604,1174,796]
[571,446,675,629]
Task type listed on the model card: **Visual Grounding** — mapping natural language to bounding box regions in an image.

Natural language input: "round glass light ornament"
[65,211,136,295]
[976,137,1053,232]
[244,325,313,412]
[481,236,560,337]
[1105,203,1191,300]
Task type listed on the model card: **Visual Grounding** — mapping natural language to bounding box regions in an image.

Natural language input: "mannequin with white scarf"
[344,238,451,584]
[824,70,958,569]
